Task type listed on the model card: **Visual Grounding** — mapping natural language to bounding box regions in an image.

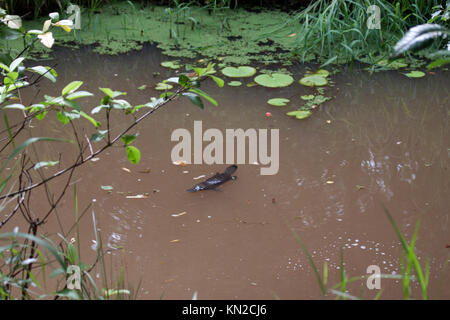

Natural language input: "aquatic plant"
[221,66,256,78]
[299,74,328,87]
[267,98,290,106]
[254,73,294,88]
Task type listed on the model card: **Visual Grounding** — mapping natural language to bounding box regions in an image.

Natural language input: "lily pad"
[228,81,242,87]
[404,70,425,78]
[267,98,290,106]
[377,59,408,69]
[155,82,173,90]
[286,110,312,119]
[221,66,257,78]
[301,95,315,100]
[161,61,180,69]
[254,73,294,88]
[315,69,330,77]
[299,75,328,87]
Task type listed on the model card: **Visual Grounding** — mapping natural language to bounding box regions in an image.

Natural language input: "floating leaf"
[228,81,242,86]
[101,185,113,191]
[155,82,173,90]
[161,61,180,69]
[286,110,312,119]
[301,95,315,100]
[404,70,426,78]
[299,75,328,87]
[377,59,408,69]
[137,85,147,90]
[267,98,290,106]
[254,73,294,88]
[221,66,256,78]
[314,69,330,77]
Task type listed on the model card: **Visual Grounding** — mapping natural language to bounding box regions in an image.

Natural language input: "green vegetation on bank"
[1,1,448,67]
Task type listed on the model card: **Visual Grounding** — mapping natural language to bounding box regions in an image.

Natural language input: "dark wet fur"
[187,165,237,192]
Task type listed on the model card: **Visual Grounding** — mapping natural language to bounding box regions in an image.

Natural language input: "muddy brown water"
[3,44,449,299]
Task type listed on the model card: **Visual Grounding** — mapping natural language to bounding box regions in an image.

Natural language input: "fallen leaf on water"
[122,167,131,173]
[356,185,365,190]
[137,84,147,90]
[138,168,151,173]
[153,189,160,193]
[91,157,100,162]
[183,170,189,174]
[172,211,187,217]
[173,160,188,166]
[164,279,175,283]
[193,175,206,180]
[126,194,148,199]
[170,239,180,243]
[326,180,334,184]
[326,120,331,124]
[101,185,113,191]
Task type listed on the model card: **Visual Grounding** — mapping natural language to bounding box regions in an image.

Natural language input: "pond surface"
[12,44,450,299]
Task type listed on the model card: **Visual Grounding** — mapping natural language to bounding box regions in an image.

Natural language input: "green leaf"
[91,130,108,142]
[99,88,126,99]
[267,98,290,106]
[91,105,108,114]
[210,75,224,87]
[178,74,190,87]
[28,66,57,83]
[0,27,22,41]
[286,110,312,119]
[188,88,217,107]
[3,103,25,110]
[182,92,204,109]
[126,146,141,164]
[221,66,256,78]
[155,82,173,91]
[9,57,24,72]
[66,91,94,100]
[427,58,450,70]
[254,73,294,88]
[67,243,78,265]
[227,80,242,86]
[122,134,138,146]
[79,111,101,127]
[101,185,113,191]
[404,70,426,78]
[161,61,180,69]
[62,81,83,96]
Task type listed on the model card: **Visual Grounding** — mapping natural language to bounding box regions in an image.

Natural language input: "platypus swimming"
[187,165,237,192]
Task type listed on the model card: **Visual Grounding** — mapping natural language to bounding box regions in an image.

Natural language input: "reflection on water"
[9,44,450,299]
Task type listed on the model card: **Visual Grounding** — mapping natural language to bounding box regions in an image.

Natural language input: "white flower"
[38,32,54,48]
[2,15,22,29]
